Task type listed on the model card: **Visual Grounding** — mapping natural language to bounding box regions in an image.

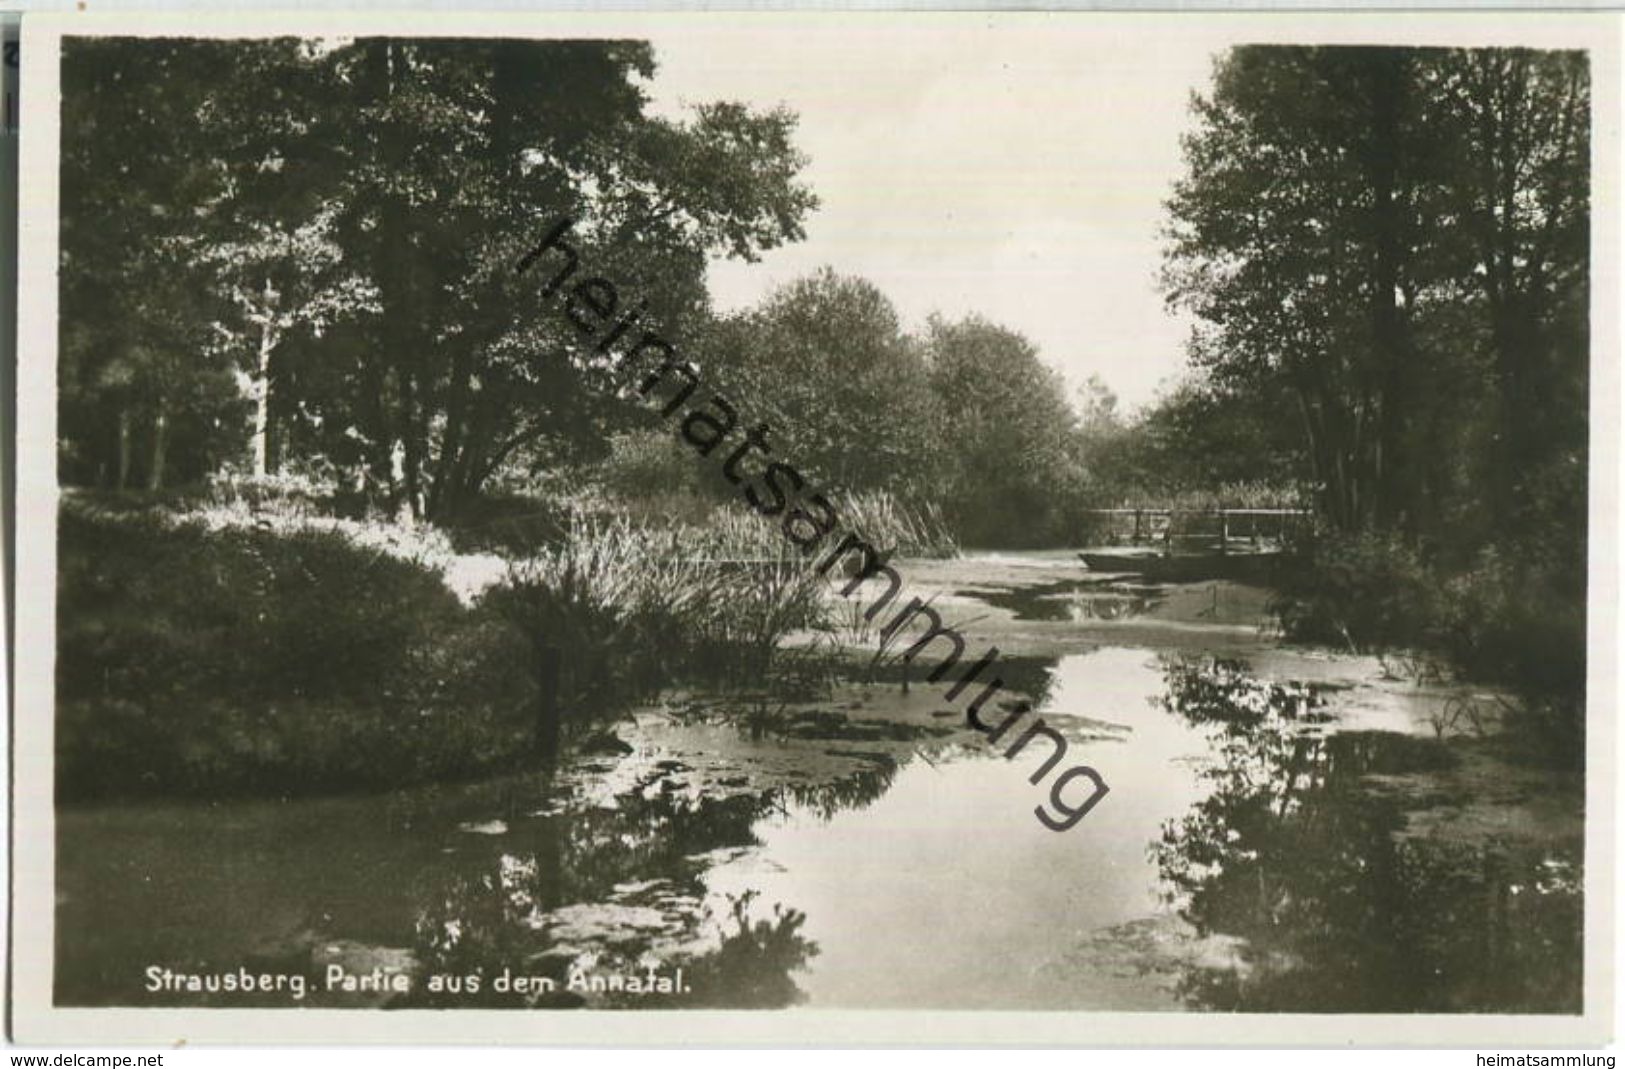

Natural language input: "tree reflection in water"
[403,762,897,1008]
[1152,656,1582,1013]
[782,760,897,821]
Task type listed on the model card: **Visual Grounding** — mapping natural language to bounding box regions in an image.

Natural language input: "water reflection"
[403,788,765,1007]
[56,765,896,1009]
[402,764,894,1007]
[1153,656,1583,1013]
[782,761,898,821]
[706,647,1211,1010]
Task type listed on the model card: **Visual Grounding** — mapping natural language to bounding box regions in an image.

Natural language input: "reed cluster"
[487,510,833,722]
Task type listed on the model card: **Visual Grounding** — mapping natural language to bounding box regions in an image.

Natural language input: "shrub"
[1273,530,1440,653]
[436,492,573,556]
[830,490,958,559]
[56,503,534,799]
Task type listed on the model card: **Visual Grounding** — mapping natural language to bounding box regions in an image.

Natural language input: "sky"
[643,23,1225,413]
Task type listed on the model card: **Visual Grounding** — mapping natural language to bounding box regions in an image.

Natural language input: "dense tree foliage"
[1162,45,1590,724]
[1077,377,1303,504]
[58,39,305,490]
[1163,45,1588,555]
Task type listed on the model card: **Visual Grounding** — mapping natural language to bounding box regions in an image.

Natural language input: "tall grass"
[490,518,722,713]
[488,489,946,678]
[689,558,830,691]
[831,490,958,559]
[577,485,958,560]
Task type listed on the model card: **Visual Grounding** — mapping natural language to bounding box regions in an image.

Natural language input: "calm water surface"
[57,629,1582,1011]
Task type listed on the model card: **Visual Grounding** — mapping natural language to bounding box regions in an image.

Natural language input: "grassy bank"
[56,490,853,802]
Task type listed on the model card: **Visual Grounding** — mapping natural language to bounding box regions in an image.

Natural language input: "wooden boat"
[1077,550,1279,583]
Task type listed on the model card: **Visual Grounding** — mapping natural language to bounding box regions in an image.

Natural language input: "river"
[55,552,1584,1012]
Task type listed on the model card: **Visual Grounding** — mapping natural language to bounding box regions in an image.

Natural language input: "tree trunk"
[450,392,498,511]
[252,313,275,478]
[427,351,476,521]
[116,408,132,490]
[1491,301,1538,536]
[371,39,421,522]
[394,367,416,519]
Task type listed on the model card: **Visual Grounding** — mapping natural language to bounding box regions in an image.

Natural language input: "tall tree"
[1080,377,1305,503]
[703,269,945,499]
[924,314,1084,545]
[1163,46,1433,532]
[59,40,280,488]
[311,38,817,520]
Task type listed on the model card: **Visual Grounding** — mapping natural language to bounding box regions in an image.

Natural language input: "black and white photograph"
[8,10,1618,1046]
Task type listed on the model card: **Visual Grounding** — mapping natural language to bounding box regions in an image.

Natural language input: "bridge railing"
[1081,508,1312,550]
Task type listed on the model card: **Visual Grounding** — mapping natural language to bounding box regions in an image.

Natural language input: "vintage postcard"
[8,9,1619,1046]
